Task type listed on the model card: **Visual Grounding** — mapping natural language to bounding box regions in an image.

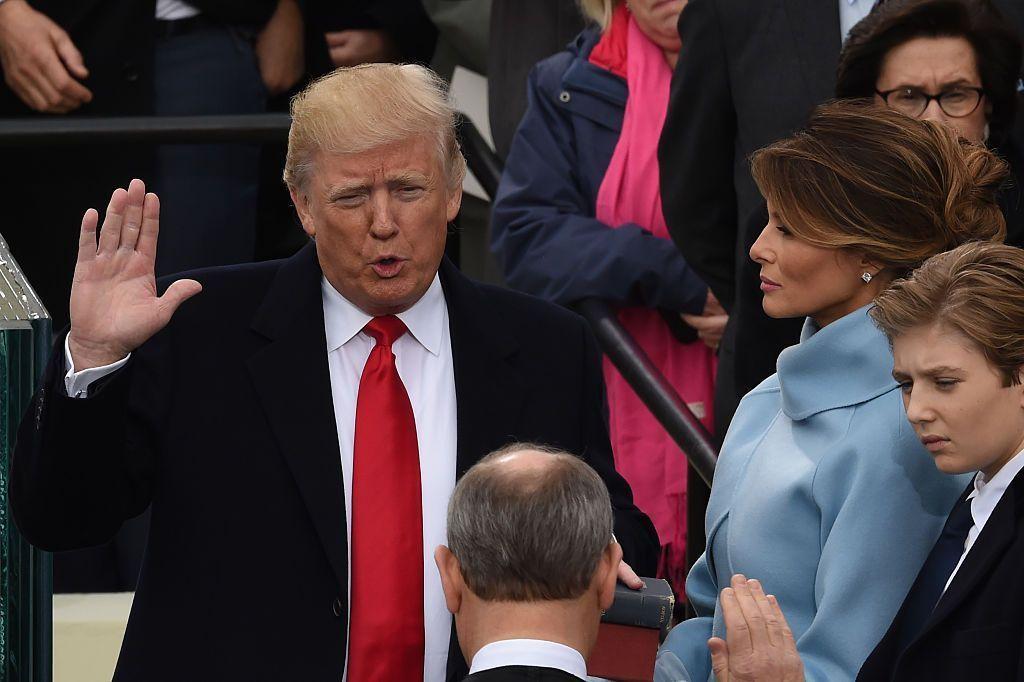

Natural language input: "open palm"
[68,179,202,370]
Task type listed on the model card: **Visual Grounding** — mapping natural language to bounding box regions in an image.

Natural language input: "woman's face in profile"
[875,36,989,144]
[892,322,1024,479]
[749,200,878,327]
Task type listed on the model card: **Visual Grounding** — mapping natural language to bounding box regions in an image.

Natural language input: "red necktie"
[348,316,425,681]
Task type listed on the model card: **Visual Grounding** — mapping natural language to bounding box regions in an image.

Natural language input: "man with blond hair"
[10,64,658,681]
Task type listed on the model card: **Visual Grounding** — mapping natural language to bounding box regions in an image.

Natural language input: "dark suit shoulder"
[157,257,285,298]
[154,257,287,326]
[472,280,590,336]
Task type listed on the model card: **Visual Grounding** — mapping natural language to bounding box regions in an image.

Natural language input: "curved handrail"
[455,115,718,485]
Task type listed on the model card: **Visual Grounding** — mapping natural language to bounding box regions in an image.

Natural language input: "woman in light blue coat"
[656,101,1009,681]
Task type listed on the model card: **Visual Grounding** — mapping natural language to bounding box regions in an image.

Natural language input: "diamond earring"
[861,272,873,284]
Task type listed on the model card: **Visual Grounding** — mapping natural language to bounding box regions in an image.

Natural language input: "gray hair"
[446,442,614,602]
[283,63,467,192]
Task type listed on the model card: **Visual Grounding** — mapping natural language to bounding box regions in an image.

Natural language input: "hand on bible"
[617,558,645,590]
[708,574,803,682]
[68,179,202,370]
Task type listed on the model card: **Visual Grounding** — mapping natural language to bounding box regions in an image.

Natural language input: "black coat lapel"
[782,0,842,99]
[439,258,528,681]
[922,475,1022,637]
[440,259,526,480]
[245,242,348,591]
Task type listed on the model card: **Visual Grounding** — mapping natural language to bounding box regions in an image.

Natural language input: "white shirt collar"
[968,447,1024,526]
[469,639,587,680]
[321,273,445,356]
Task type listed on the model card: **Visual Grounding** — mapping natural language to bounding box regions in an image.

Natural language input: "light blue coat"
[656,305,969,681]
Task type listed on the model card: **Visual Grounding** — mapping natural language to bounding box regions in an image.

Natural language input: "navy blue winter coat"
[491,27,708,314]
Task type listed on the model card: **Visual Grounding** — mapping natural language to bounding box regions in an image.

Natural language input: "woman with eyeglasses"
[837,0,1024,245]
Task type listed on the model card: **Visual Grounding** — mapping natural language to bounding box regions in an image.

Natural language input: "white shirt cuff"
[63,335,131,398]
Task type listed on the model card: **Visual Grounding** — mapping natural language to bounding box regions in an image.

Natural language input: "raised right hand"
[68,179,202,371]
[0,0,92,113]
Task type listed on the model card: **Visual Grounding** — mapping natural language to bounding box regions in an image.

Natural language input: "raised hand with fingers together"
[708,574,804,682]
[68,179,202,371]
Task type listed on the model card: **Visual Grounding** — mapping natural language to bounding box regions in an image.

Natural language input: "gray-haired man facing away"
[435,443,623,681]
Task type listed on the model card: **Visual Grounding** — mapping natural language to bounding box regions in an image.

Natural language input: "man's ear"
[434,545,464,615]
[1016,368,1024,410]
[597,542,624,612]
[445,183,463,224]
[289,185,316,239]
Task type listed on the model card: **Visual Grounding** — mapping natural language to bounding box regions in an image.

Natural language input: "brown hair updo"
[751,100,1008,278]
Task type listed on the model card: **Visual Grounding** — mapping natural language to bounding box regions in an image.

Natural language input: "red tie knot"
[363,315,408,347]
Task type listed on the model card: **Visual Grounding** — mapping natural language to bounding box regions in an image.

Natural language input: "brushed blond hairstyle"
[872,242,1024,386]
[578,0,618,29]
[283,63,466,192]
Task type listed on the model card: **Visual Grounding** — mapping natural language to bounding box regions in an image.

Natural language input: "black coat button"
[332,597,343,617]
[122,62,139,82]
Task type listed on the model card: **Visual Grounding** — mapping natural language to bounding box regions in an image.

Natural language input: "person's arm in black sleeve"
[361,0,438,64]
[10,331,160,551]
[492,62,707,315]
[188,0,278,27]
[658,0,738,311]
[576,317,660,575]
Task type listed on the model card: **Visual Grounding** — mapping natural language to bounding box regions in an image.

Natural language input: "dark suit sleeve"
[10,333,159,551]
[361,0,439,64]
[658,0,739,310]
[188,0,278,26]
[576,317,660,575]
[492,64,708,315]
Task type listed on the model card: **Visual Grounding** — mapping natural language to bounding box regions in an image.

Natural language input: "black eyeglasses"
[876,86,985,118]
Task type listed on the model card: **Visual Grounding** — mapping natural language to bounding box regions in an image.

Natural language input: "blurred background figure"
[837,0,1024,245]
[491,0,722,600]
[0,0,301,329]
[312,0,437,73]
[487,0,584,159]
[0,0,304,593]
[436,443,621,681]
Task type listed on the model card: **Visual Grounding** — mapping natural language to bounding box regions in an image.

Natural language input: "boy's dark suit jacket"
[10,242,659,681]
[858,467,1024,681]
[464,666,581,681]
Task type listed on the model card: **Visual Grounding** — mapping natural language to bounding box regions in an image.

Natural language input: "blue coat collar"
[777,305,898,421]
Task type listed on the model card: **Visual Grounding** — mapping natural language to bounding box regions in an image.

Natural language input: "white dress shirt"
[323,273,457,682]
[839,0,873,40]
[469,639,588,680]
[156,0,200,20]
[944,448,1024,593]
[155,0,200,20]
[63,273,458,682]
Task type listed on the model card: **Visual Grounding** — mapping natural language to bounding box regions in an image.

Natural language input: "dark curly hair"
[836,0,1022,145]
